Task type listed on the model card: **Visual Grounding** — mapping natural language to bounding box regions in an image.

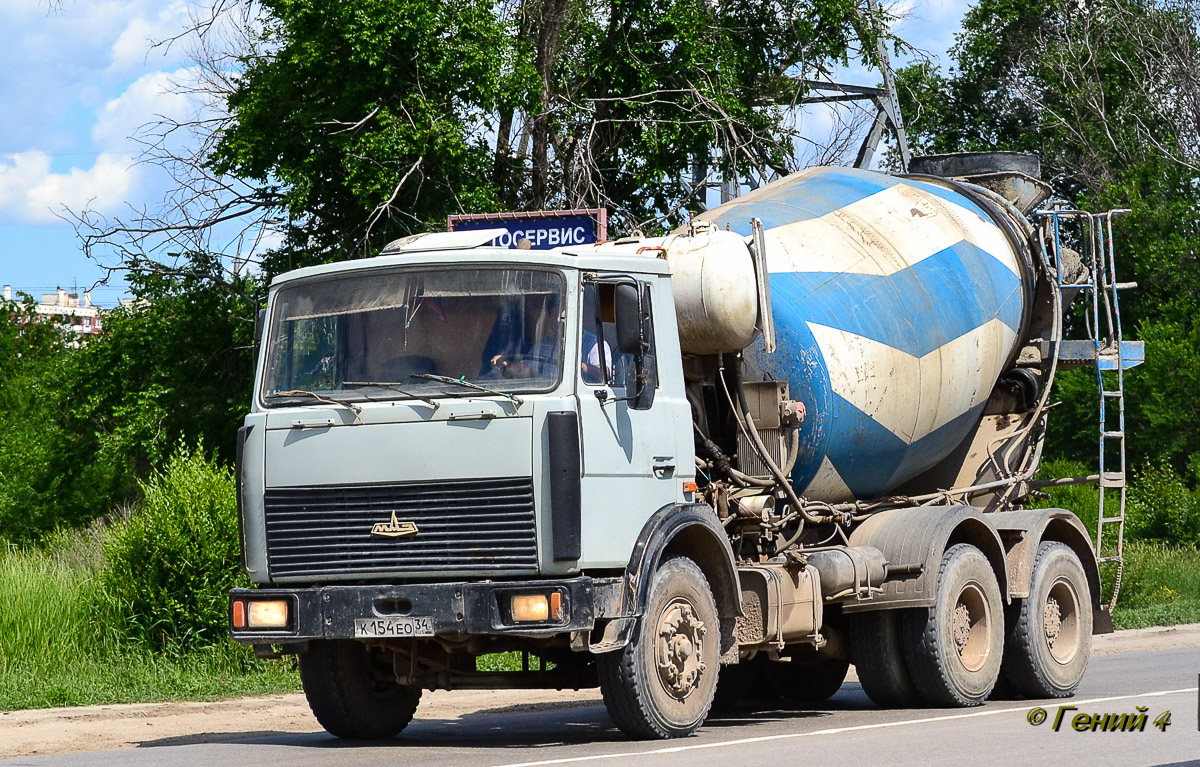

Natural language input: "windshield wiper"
[268,390,364,423]
[409,373,524,408]
[342,381,439,410]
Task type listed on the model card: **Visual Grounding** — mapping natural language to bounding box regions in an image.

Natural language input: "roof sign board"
[447,209,607,250]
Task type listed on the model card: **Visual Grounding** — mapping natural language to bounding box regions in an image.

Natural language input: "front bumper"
[229,577,601,644]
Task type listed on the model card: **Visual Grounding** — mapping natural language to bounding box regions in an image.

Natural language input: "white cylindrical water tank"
[662,225,760,354]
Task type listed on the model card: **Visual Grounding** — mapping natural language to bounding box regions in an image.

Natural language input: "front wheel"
[598,556,720,739]
[1002,542,1093,697]
[299,639,421,739]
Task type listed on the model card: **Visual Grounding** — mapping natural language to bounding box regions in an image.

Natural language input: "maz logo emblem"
[371,511,419,538]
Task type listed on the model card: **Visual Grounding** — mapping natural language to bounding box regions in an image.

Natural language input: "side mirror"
[614,283,642,355]
[625,353,657,410]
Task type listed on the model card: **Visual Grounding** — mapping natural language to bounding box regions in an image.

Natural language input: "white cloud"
[0,0,192,154]
[0,151,138,224]
[0,64,207,224]
[108,1,191,73]
[92,69,195,150]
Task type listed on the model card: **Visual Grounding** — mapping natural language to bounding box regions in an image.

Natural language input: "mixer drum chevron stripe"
[697,167,1033,502]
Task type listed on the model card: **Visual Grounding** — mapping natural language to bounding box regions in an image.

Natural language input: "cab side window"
[580,283,618,385]
[581,282,655,389]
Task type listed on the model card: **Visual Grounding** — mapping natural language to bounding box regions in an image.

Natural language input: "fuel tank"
[683,166,1035,502]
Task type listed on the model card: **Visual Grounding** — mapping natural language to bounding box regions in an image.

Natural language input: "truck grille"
[263,477,538,578]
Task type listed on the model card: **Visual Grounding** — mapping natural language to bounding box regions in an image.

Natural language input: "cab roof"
[268,236,675,289]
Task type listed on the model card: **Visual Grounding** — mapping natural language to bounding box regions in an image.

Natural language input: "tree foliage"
[100,445,247,651]
[0,299,73,542]
[211,0,514,271]
[0,261,259,543]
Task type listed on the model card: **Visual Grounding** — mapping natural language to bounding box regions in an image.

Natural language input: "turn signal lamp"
[232,600,247,629]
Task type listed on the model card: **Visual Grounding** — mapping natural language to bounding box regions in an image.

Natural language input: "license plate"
[354,616,434,638]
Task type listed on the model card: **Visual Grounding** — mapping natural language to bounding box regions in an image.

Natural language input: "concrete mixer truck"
[228,153,1143,740]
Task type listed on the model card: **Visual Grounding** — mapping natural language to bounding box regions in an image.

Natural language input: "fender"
[844,505,1009,612]
[590,504,740,654]
[619,503,741,623]
[989,508,1102,611]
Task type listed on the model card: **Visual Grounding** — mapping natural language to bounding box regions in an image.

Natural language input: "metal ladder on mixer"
[1042,206,1144,615]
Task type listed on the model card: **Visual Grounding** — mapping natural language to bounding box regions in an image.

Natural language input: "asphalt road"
[6,647,1199,767]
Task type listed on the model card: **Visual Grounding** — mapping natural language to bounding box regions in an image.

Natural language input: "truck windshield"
[262,267,565,405]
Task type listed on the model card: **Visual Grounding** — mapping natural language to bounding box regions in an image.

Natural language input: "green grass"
[476,652,523,672]
[1109,540,1200,629]
[0,527,299,711]
[1031,458,1200,629]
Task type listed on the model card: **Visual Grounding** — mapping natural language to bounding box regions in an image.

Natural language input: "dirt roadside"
[3,623,1199,761]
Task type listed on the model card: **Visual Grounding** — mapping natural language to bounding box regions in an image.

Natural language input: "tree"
[59,254,261,523]
[34,0,904,539]
[0,297,72,542]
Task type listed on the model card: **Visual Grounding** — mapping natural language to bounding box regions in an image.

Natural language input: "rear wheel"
[598,556,720,738]
[849,609,920,708]
[299,639,421,739]
[1002,541,1092,697]
[902,544,1004,707]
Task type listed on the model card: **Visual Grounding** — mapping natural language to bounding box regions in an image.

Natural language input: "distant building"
[2,285,104,338]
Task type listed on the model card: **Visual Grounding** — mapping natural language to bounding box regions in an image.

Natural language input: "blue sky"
[0,0,971,307]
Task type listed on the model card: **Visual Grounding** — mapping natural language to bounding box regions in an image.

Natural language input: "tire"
[848,609,920,708]
[598,556,720,738]
[768,657,850,704]
[902,544,1005,707]
[1002,541,1093,698]
[299,639,422,739]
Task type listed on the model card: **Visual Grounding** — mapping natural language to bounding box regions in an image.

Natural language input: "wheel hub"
[952,583,991,673]
[656,600,708,700]
[1045,577,1081,665]
[1044,596,1063,649]
[951,603,972,652]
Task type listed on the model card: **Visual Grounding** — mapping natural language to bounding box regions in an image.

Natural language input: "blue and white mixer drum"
[689,167,1035,502]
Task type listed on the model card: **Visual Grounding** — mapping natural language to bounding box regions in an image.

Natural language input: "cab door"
[575,276,693,568]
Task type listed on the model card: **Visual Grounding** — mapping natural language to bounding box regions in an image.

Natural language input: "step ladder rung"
[1101,430,1124,439]
[1058,283,1094,290]
[1099,515,1125,524]
[1102,390,1123,398]
[1097,556,1123,564]
[1100,472,1126,488]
